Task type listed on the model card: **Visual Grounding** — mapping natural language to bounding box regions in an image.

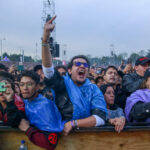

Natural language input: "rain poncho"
[63,73,107,120]
[24,93,65,132]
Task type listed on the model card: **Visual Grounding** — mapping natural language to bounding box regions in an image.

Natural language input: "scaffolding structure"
[41,0,56,43]
[34,42,39,61]
[61,44,67,60]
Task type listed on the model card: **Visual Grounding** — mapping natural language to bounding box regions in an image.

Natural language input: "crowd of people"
[1,16,150,150]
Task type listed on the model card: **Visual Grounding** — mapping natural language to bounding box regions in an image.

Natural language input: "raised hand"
[3,83,14,102]
[9,64,17,74]
[43,16,56,42]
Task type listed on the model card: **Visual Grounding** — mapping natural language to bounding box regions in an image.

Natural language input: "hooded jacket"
[125,89,150,122]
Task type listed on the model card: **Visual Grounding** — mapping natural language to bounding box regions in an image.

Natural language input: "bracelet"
[41,37,49,44]
[74,120,78,127]
[42,43,49,47]
[70,120,75,128]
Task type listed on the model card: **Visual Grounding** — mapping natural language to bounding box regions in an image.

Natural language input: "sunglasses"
[73,62,89,68]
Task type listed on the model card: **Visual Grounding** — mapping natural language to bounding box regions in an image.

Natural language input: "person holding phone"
[0,78,25,127]
[9,64,18,76]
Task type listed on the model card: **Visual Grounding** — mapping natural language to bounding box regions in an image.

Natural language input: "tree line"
[87,50,150,67]
[2,50,150,67]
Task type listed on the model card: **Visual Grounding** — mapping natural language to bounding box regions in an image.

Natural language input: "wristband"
[42,43,49,47]
[41,38,49,44]
[70,120,74,128]
[74,120,78,127]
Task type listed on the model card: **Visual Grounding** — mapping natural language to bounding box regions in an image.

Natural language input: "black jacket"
[115,72,144,109]
[45,70,73,121]
[122,72,144,95]
[0,100,26,127]
[130,102,150,122]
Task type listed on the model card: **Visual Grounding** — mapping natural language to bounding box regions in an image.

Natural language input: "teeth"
[78,71,85,76]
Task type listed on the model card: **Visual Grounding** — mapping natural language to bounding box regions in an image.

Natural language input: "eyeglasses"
[19,82,35,87]
[73,62,89,68]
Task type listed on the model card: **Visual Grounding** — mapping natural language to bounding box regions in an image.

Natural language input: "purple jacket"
[125,89,150,122]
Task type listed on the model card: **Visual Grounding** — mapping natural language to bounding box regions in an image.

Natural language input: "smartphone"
[0,82,6,92]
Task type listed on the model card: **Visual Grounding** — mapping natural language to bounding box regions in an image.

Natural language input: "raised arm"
[42,16,56,68]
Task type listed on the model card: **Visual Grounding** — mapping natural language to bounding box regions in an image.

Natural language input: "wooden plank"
[1,127,150,150]
[0,131,44,150]
[56,131,150,150]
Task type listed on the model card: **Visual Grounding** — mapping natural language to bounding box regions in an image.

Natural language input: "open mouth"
[78,70,85,78]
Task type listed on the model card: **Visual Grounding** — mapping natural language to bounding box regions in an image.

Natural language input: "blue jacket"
[45,70,107,121]
[64,74,107,120]
[24,94,65,132]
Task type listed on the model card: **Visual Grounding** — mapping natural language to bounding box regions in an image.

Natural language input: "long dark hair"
[100,84,114,95]
[140,77,150,89]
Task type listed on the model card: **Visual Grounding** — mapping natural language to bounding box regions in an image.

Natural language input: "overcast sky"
[0,0,150,60]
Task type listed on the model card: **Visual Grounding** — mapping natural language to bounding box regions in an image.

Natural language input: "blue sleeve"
[108,108,125,119]
[116,108,125,118]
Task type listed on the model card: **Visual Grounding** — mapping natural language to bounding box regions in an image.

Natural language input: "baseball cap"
[135,57,150,66]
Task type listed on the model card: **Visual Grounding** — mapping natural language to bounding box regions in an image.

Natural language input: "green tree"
[9,54,20,61]
[24,56,34,62]
[146,50,150,58]
[129,53,140,63]
[3,52,10,59]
